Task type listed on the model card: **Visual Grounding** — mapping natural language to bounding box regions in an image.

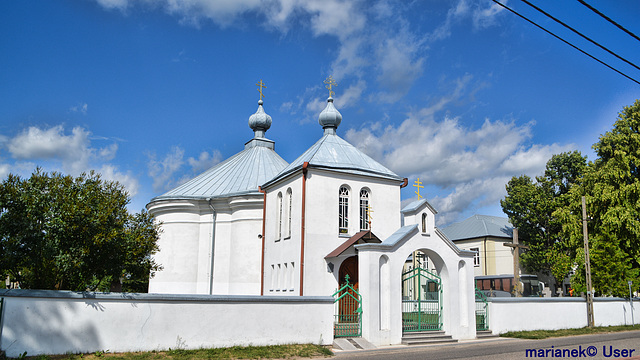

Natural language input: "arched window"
[277,192,283,240]
[422,213,428,233]
[359,188,370,231]
[286,188,292,238]
[339,186,349,234]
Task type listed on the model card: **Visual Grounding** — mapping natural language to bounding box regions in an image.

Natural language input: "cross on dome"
[248,79,272,138]
[318,76,342,134]
[324,75,337,98]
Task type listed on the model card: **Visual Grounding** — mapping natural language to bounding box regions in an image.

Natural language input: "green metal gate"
[332,275,362,337]
[475,287,489,331]
[402,267,442,332]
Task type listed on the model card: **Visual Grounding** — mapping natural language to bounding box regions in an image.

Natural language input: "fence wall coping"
[0,289,333,303]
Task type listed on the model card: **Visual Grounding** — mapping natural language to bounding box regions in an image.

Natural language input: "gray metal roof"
[263,133,403,188]
[150,138,288,202]
[440,215,513,241]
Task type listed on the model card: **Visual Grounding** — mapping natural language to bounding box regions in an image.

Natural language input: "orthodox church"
[147,80,478,344]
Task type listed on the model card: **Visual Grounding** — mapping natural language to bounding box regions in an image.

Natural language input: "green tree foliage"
[501,151,587,290]
[556,100,640,297]
[0,169,161,292]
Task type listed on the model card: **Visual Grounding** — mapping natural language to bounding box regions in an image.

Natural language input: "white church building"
[147,83,478,345]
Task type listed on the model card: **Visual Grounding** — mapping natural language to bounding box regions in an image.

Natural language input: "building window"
[277,192,283,240]
[422,213,428,233]
[290,262,295,291]
[339,186,349,234]
[359,188,370,231]
[286,188,292,238]
[471,247,480,267]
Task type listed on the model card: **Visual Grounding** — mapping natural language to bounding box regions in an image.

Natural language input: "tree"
[501,151,587,293]
[556,100,640,297]
[0,169,161,292]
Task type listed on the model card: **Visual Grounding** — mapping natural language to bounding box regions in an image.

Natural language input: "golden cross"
[324,76,337,97]
[367,204,374,226]
[256,79,267,100]
[413,178,424,199]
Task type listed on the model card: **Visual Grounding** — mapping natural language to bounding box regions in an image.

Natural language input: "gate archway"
[401,261,442,332]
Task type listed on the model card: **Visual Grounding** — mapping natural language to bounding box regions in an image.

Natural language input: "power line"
[520,0,640,72]
[491,0,640,86]
[576,0,640,43]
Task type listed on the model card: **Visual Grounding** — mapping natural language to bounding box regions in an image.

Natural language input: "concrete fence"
[488,297,640,334]
[0,289,334,357]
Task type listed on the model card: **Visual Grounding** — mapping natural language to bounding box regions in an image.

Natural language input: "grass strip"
[500,324,640,339]
[13,344,333,360]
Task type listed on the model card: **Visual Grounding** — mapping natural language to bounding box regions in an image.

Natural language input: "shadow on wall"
[1,291,103,357]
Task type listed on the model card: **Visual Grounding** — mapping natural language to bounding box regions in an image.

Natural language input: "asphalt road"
[335,330,640,360]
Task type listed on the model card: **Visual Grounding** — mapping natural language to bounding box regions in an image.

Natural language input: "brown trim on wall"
[300,162,309,296]
[259,186,267,296]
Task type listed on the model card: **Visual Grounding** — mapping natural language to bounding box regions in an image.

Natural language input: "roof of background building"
[441,214,513,241]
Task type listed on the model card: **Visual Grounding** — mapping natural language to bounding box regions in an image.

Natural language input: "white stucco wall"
[262,168,403,297]
[147,195,264,296]
[488,297,640,334]
[0,290,333,357]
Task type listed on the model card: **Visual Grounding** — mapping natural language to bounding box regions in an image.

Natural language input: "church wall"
[148,200,205,294]
[302,170,402,297]
[225,196,264,295]
[148,195,264,296]
[263,174,303,295]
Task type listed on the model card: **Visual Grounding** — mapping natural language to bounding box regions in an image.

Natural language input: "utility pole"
[504,228,529,296]
[582,196,595,327]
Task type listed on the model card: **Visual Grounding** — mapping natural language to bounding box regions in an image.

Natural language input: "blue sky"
[1,0,639,226]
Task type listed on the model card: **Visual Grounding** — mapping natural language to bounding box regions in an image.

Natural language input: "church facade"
[147,83,478,344]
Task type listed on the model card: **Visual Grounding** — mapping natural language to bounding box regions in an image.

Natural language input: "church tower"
[147,93,288,295]
[261,78,406,297]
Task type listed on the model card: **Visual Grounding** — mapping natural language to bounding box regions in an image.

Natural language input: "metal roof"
[150,137,288,202]
[263,133,403,187]
[440,215,513,241]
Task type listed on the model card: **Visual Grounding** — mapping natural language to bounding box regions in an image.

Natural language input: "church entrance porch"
[401,266,442,332]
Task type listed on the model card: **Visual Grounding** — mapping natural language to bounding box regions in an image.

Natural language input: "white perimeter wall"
[488,297,640,334]
[0,290,333,357]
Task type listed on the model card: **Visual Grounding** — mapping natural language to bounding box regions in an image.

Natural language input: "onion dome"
[248,100,272,138]
[318,97,342,134]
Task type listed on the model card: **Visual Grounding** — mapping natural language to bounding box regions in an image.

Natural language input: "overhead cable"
[576,0,640,43]
[520,0,640,72]
[490,0,640,86]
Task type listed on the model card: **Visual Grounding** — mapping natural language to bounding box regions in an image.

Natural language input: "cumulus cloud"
[147,146,185,193]
[1,124,139,197]
[188,150,223,173]
[346,102,575,225]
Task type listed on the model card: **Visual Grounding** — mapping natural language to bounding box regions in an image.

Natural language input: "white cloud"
[346,99,575,224]
[1,124,139,199]
[0,163,10,180]
[147,146,185,193]
[98,164,140,197]
[7,125,93,174]
[188,150,223,173]
[70,103,88,114]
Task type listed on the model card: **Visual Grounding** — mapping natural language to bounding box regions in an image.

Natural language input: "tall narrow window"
[286,188,292,238]
[471,247,480,267]
[422,213,428,233]
[339,186,349,234]
[359,189,370,231]
[277,192,283,240]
